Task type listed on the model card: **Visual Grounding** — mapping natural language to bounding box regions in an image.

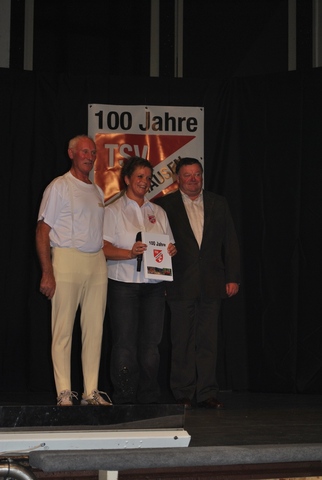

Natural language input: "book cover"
[141,232,173,281]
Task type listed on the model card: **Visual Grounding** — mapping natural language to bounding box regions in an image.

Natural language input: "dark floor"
[184,390,322,447]
[1,390,322,448]
[1,391,322,479]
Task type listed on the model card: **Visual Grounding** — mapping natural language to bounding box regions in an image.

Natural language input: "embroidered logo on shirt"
[154,250,163,263]
[148,215,156,224]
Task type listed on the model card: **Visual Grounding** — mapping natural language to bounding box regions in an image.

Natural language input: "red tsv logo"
[154,250,163,263]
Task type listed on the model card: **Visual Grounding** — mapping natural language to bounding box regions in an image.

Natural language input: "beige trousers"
[51,248,107,396]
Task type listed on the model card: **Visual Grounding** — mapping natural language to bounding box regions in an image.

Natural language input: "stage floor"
[1,391,322,479]
[184,390,322,447]
[1,390,322,447]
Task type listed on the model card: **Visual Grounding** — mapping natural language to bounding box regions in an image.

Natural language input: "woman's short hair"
[121,156,153,187]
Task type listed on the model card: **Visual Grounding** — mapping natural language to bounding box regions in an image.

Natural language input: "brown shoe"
[197,397,224,409]
[176,397,193,409]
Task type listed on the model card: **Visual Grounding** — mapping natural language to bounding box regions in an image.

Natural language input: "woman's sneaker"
[81,390,113,406]
[57,390,78,406]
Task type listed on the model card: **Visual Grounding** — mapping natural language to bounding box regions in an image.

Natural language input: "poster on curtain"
[88,104,204,203]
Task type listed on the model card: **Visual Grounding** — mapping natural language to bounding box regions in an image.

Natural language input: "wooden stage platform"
[1,391,322,479]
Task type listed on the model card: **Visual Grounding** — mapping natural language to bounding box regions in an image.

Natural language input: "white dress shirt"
[180,190,204,248]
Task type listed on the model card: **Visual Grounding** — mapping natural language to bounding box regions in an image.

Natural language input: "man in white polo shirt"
[36,134,111,407]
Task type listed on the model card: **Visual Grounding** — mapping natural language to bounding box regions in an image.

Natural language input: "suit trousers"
[167,296,221,402]
[51,247,107,396]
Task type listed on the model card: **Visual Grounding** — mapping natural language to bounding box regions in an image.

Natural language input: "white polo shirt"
[38,171,105,253]
[103,193,174,283]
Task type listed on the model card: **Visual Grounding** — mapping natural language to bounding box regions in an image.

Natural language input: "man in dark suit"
[154,157,240,409]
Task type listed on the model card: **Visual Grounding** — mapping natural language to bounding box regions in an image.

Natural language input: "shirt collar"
[123,192,154,211]
[180,189,203,204]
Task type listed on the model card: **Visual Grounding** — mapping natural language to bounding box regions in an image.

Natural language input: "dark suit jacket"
[155,189,241,300]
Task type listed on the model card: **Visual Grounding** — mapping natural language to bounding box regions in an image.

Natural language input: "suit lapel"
[173,191,193,233]
[202,191,215,238]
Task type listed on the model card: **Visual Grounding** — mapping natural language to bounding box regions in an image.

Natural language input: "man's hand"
[226,282,239,297]
[36,220,56,299]
[40,272,56,300]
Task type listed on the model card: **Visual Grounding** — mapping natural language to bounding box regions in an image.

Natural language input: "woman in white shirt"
[103,156,176,404]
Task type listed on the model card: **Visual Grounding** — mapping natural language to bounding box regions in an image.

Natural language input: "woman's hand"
[131,241,147,258]
[167,243,177,257]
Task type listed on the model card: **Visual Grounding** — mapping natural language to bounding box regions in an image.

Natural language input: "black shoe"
[176,397,192,409]
[197,397,224,409]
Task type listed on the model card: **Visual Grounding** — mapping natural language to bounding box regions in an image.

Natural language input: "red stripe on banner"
[94,133,195,202]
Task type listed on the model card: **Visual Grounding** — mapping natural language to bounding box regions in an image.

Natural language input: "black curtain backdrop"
[1,67,321,398]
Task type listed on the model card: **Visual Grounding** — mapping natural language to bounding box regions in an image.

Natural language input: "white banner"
[88,104,204,202]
